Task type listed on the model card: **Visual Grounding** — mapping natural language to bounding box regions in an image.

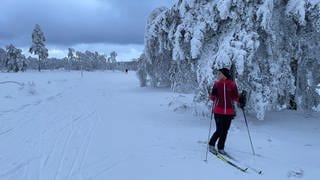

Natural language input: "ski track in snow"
[53,111,97,180]
[0,71,319,180]
[0,91,63,116]
[0,72,97,179]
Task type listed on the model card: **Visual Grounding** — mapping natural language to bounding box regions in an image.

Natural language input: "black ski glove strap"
[239,90,247,108]
[211,87,217,96]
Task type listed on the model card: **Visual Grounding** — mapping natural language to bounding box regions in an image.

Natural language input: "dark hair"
[219,68,231,79]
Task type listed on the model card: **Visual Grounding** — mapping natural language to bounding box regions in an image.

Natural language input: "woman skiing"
[208,68,245,154]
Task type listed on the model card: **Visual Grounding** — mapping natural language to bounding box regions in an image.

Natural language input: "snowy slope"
[0,71,319,180]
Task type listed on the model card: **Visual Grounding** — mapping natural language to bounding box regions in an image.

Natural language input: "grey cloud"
[0,0,175,47]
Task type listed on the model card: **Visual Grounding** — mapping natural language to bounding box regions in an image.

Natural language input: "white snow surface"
[0,71,319,180]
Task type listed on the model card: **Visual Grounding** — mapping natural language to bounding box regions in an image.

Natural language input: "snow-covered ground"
[0,70,319,180]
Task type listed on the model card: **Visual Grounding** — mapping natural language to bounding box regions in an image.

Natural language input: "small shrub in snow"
[27,81,37,95]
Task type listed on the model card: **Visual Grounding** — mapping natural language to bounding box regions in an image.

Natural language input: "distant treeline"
[0,47,138,72]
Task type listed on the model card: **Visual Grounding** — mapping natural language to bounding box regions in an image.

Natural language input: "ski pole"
[241,107,256,156]
[204,104,214,162]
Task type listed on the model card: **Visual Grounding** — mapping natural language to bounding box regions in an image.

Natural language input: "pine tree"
[5,44,23,72]
[108,51,117,71]
[67,48,75,60]
[75,51,84,71]
[144,6,175,88]
[0,48,6,70]
[144,0,320,120]
[137,54,148,87]
[29,24,48,72]
[108,51,117,63]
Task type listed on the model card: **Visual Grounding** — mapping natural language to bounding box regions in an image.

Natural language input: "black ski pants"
[209,114,233,150]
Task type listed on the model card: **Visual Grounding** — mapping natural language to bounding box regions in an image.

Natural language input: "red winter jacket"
[210,79,239,115]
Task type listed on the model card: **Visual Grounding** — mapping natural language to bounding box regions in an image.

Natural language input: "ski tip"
[240,168,248,172]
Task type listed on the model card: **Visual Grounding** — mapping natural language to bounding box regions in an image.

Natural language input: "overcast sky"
[0,0,175,61]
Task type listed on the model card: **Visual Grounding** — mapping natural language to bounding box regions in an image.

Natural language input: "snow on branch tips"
[190,22,206,59]
[286,0,306,25]
[256,0,274,30]
[216,0,232,20]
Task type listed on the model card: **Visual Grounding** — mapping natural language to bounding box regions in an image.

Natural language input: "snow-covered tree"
[144,7,176,88]
[108,51,117,63]
[18,54,27,72]
[107,51,118,71]
[5,44,25,72]
[71,50,106,71]
[66,48,75,70]
[145,0,320,120]
[29,24,48,71]
[92,51,107,70]
[67,48,75,60]
[0,48,6,70]
[137,53,148,87]
[169,60,198,92]
[75,51,85,70]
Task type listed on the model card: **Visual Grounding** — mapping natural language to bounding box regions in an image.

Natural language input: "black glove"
[238,90,247,109]
[211,87,217,96]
